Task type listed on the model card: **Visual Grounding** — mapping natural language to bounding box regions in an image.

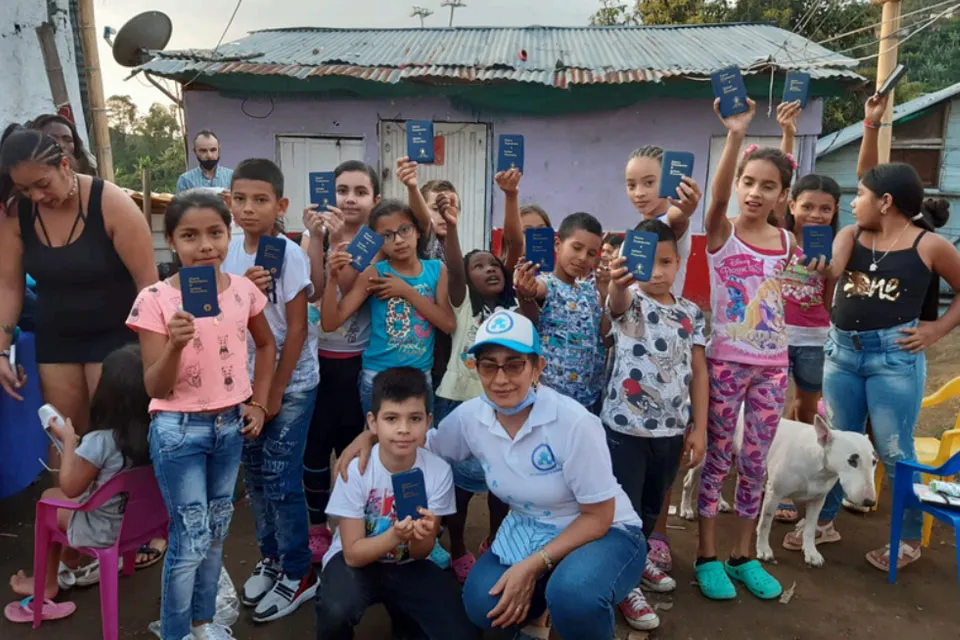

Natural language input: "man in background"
[176,129,234,192]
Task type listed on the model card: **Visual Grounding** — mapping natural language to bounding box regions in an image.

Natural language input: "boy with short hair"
[315,368,476,640]
[513,211,609,412]
[223,158,320,622]
[602,218,708,631]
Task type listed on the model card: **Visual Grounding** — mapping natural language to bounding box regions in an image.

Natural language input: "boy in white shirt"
[315,368,478,640]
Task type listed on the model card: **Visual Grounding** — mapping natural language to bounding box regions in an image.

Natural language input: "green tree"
[107,96,185,193]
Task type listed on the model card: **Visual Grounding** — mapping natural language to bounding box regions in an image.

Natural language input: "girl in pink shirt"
[127,191,275,640]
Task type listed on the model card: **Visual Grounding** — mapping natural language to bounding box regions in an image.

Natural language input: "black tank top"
[19,179,138,345]
[832,229,932,331]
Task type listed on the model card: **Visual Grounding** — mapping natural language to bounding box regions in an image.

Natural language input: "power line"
[817,0,957,46]
[182,0,245,89]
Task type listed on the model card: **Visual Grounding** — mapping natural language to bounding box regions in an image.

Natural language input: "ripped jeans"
[150,407,244,640]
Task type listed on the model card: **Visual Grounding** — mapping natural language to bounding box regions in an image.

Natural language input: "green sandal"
[724,559,782,600]
[694,560,736,600]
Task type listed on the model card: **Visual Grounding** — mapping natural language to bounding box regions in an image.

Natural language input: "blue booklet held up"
[255,235,286,279]
[497,135,524,174]
[406,120,435,164]
[711,66,749,118]
[624,230,659,282]
[179,266,220,318]
[783,71,810,108]
[658,151,695,199]
[309,172,336,208]
[525,227,555,273]
[345,225,384,272]
[802,225,833,264]
[391,468,426,521]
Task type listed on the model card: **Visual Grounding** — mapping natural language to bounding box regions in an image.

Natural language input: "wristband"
[864,119,883,129]
[538,548,555,571]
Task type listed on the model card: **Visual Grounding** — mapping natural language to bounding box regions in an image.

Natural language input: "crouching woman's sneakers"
[252,569,320,623]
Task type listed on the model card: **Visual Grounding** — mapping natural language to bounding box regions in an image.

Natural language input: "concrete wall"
[1,0,88,142]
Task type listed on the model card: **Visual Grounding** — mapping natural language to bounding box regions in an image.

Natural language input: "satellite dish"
[111,11,173,68]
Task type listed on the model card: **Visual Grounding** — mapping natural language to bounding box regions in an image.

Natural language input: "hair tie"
[785,153,798,172]
[742,144,760,158]
[911,212,924,221]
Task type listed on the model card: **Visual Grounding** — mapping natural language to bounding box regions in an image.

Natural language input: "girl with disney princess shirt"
[695,97,796,604]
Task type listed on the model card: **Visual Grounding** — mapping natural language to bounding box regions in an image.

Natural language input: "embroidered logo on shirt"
[531,443,558,472]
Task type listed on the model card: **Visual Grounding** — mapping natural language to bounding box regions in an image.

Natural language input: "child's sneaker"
[241,558,280,607]
[252,569,320,623]
[451,553,476,584]
[641,558,676,593]
[618,588,659,631]
[428,541,451,569]
[190,623,234,639]
[308,527,332,564]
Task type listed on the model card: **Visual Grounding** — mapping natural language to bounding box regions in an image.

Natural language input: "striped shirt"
[176,165,234,193]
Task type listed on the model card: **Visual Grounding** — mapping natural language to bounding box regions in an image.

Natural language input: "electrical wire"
[817,0,957,46]
[181,0,245,89]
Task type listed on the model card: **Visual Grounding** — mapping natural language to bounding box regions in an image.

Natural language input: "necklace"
[869,222,911,272]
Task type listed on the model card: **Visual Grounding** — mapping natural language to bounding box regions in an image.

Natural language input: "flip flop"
[694,560,736,601]
[865,543,921,572]
[724,559,782,600]
[774,502,800,524]
[3,596,76,623]
[135,539,167,570]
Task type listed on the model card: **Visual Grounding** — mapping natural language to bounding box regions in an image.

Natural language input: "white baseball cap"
[468,309,541,356]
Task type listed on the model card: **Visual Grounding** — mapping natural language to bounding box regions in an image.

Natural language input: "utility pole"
[872,0,902,164]
[77,0,114,181]
[440,0,466,28]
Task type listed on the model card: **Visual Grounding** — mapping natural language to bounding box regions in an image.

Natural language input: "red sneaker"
[641,558,676,593]
[308,527,332,564]
[618,588,659,631]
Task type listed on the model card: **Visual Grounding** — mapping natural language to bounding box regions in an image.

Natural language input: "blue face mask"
[481,387,537,416]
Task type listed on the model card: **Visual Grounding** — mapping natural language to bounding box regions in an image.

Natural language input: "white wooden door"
[277,136,365,233]
[378,121,490,253]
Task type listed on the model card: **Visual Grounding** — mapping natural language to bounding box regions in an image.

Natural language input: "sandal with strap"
[724,559,782,600]
[865,543,921,572]
[694,560,736,601]
[774,502,800,524]
[782,519,841,551]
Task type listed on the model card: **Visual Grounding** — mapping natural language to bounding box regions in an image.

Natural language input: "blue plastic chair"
[888,452,960,592]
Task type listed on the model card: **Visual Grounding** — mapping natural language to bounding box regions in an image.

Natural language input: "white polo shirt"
[429,385,642,532]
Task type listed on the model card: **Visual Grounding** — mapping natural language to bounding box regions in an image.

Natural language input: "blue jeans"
[462,526,646,640]
[820,322,925,541]
[359,368,432,416]
[150,407,245,640]
[243,388,317,579]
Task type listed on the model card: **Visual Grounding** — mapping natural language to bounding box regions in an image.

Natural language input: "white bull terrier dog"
[679,412,878,567]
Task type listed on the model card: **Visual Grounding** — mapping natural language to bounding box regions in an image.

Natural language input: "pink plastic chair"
[32,466,169,639]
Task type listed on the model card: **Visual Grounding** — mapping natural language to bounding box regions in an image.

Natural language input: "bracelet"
[863,119,884,129]
[248,400,267,415]
[537,548,555,571]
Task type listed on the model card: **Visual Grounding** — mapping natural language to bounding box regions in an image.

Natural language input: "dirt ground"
[3,333,960,639]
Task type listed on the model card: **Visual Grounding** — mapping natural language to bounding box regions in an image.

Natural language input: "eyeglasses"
[381,223,416,244]
[476,359,529,378]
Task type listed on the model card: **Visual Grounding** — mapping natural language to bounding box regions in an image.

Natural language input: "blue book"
[406,120,435,164]
[711,66,749,118]
[658,151,695,199]
[782,71,810,108]
[497,135,524,174]
[255,235,286,279]
[309,172,336,208]
[345,225,384,272]
[392,468,426,521]
[802,225,833,264]
[624,230,659,282]
[179,266,220,318]
[525,227,555,273]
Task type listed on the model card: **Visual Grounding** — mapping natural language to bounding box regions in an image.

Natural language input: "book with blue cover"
[497,135,524,174]
[309,172,336,208]
[782,71,810,108]
[179,266,220,318]
[345,225,384,272]
[624,230,659,282]
[391,468,426,521]
[525,227,555,272]
[711,66,749,118]
[658,151,695,199]
[802,225,833,264]
[255,235,286,278]
[406,120,435,164]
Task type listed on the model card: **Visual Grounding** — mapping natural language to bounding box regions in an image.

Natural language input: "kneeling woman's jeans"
[462,526,646,640]
[150,407,245,640]
[820,322,925,541]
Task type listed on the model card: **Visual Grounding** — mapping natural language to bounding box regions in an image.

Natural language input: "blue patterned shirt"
[176,165,234,193]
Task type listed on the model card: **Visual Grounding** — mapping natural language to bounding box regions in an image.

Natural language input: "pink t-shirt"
[126,275,267,413]
[782,249,831,347]
[706,230,790,367]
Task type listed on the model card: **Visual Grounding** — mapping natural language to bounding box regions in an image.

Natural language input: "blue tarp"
[0,331,47,499]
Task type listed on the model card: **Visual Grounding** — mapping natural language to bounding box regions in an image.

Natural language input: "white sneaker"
[190,623,234,639]
[252,570,319,623]
[618,588,660,631]
[241,558,280,607]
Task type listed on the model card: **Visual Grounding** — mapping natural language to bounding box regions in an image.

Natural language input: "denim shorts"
[788,345,824,393]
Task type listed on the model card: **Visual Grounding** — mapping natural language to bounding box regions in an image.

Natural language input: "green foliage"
[589,1,960,134]
[107,95,186,194]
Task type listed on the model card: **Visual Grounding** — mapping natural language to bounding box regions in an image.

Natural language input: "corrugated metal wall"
[379,121,490,254]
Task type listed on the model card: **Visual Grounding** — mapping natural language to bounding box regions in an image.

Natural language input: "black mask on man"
[198,157,218,171]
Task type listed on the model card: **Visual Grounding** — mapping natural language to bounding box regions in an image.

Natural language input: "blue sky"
[96,0,605,110]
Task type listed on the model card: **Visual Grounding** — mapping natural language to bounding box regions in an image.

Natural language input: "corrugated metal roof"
[817,81,960,157]
[139,24,862,88]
